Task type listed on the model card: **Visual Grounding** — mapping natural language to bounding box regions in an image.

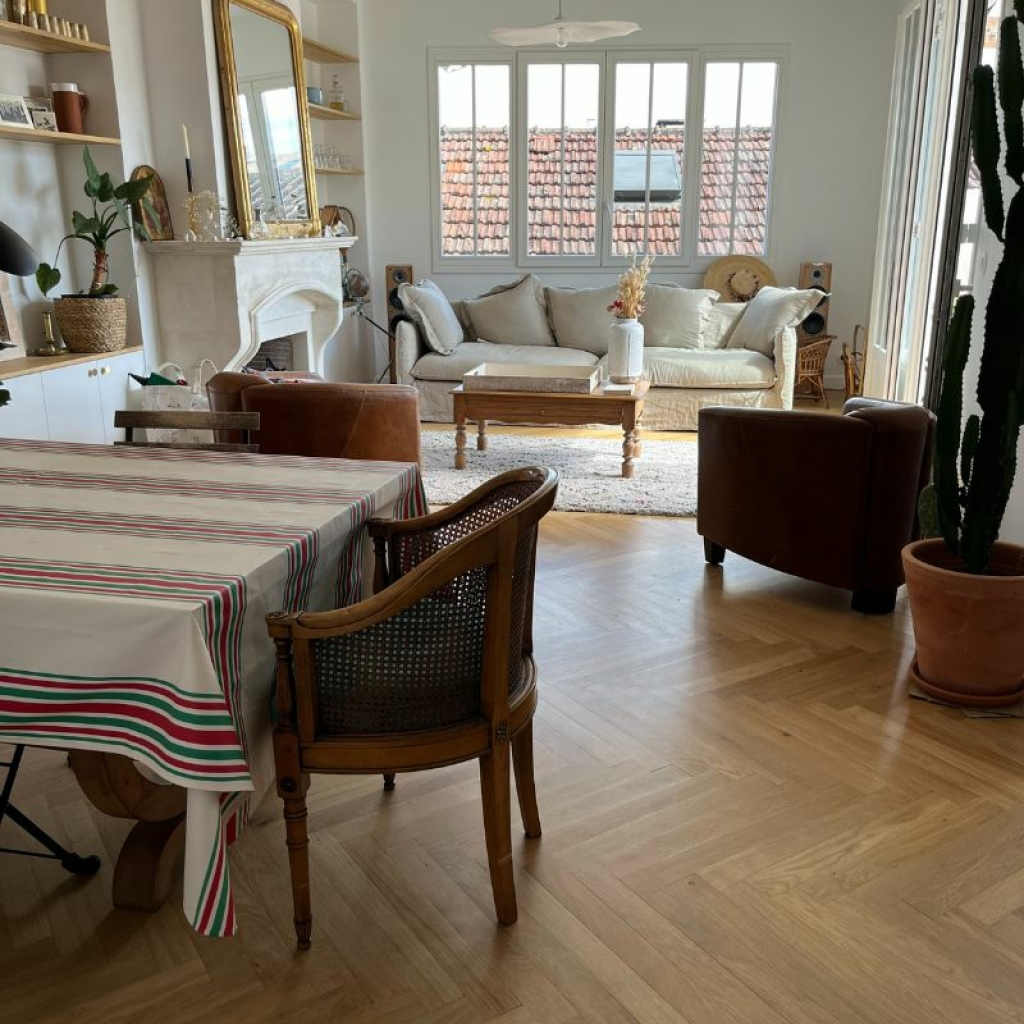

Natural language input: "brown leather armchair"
[697,398,935,613]
[207,372,421,463]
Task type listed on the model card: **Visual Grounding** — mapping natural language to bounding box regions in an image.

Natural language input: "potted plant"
[902,11,1024,707]
[36,147,153,353]
[607,254,652,383]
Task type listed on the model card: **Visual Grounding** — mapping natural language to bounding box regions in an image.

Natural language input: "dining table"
[0,438,426,937]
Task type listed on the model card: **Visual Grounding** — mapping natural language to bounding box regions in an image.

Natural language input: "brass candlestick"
[36,310,62,356]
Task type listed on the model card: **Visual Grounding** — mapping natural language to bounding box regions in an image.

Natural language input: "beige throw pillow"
[463,274,554,346]
[545,285,620,356]
[703,302,748,349]
[397,279,464,355]
[727,286,827,357]
[640,285,719,349]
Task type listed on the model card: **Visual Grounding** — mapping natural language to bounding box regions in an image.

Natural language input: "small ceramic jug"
[51,82,88,135]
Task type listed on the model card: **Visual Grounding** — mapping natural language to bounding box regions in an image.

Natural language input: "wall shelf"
[302,36,357,65]
[308,103,360,122]
[0,20,111,54]
[315,165,364,176]
[0,124,121,146]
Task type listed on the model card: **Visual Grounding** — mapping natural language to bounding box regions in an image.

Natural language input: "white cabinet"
[41,361,107,444]
[1,349,148,444]
[1,373,49,440]
[99,350,146,443]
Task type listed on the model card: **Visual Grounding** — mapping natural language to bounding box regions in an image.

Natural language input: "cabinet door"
[99,350,147,444]
[1,373,50,440]
[41,361,105,444]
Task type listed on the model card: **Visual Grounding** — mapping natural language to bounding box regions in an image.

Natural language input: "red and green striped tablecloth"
[0,438,425,936]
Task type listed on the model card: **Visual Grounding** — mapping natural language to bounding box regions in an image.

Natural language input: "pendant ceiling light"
[490,1,641,49]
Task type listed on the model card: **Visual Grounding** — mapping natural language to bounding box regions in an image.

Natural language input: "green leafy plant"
[36,146,155,298]
[923,10,1024,575]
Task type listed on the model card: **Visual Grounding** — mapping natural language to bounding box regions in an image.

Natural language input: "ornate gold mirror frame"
[214,0,320,239]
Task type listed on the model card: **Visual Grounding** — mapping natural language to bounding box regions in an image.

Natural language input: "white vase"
[608,318,644,383]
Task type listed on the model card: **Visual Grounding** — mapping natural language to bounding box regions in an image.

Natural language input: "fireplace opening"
[246,335,297,373]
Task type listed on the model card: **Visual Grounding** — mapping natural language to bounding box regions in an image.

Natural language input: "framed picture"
[30,109,58,132]
[0,94,31,129]
[0,277,26,361]
[25,97,56,133]
[130,164,174,240]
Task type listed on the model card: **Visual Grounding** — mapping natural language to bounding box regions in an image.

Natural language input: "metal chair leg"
[0,746,101,875]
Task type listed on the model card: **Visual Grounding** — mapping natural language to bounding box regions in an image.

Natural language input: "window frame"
[517,50,606,268]
[697,53,784,260]
[603,49,700,265]
[428,44,787,274]
[429,49,517,271]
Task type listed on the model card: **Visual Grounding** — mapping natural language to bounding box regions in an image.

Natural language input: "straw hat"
[703,255,777,302]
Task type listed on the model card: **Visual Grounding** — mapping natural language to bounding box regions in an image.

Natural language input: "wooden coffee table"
[451,380,651,478]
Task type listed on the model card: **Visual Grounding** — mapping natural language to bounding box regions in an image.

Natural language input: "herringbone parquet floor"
[3,512,1024,1024]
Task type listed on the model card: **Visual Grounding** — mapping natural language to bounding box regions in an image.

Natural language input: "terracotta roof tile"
[439,126,771,257]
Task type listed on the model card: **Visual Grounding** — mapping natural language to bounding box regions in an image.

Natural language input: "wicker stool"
[795,334,836,407]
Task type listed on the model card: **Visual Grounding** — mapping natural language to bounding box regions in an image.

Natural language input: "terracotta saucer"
[909,660,1024,709]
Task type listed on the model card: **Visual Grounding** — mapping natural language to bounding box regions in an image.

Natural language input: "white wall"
[357,0,900,383]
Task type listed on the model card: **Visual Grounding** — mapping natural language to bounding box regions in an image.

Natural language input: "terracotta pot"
[902,538,1024,707]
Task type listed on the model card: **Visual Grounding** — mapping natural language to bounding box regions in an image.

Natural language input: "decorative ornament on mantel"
[490,0,640,48]
[607,254,652,384]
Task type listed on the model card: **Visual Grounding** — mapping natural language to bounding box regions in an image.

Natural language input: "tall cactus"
[930,12,1024,575]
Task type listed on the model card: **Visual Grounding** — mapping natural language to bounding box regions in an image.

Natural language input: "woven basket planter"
[54,296,128,354]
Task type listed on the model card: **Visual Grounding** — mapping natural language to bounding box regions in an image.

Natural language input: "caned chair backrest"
[279,468,557,740]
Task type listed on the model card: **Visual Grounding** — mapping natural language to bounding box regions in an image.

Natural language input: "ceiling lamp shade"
[490,1,640,48]
[0,219,38,277]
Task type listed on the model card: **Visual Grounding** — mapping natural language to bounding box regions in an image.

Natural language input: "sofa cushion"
[640,285,718,349]
[703,301,748,349]
[463,274,555,347]
[412,341,598,382]
[627,348,777,389]
[398,279,464,354]
[727,286,824,357]
[545,285,620,356]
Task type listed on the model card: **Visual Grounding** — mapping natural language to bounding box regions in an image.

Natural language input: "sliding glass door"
[865,0,980,402]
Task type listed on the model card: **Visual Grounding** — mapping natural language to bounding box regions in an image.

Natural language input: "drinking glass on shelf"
[339,153,352,171]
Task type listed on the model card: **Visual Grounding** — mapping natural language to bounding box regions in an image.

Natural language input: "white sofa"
[393,274,818,430]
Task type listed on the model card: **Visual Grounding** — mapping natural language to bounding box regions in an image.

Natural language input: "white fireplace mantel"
[145,237,358,377]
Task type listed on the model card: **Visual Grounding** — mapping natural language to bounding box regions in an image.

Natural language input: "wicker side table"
[795,334,836,407]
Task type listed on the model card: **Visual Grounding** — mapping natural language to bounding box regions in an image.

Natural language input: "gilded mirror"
[214,0,319,238]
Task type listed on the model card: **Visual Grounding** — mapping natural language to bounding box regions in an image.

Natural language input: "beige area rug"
[420,429,698,516]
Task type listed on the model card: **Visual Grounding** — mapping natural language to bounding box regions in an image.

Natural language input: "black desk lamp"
[0,219,39,405]
[0,218,38,277]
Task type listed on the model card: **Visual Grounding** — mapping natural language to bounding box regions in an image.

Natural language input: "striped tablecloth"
[0,439,425,936]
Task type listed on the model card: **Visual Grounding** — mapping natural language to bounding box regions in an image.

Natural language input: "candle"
[182,124,194,193]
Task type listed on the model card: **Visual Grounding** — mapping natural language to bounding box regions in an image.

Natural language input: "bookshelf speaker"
[797,261,832,342]
[385,265,414,322]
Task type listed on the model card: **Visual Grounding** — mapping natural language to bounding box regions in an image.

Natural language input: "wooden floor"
[4,510,1024,1024]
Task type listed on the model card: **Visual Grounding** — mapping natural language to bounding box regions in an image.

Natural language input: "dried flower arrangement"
[608,254,653,320]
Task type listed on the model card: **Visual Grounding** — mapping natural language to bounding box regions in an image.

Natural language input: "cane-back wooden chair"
[267,466,559,949]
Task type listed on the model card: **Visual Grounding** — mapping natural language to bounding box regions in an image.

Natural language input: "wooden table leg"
[454,392,468,470]
[622,404,638,479]
[633,421,643,459]
[68,751,187,912]
[477,419,488,451]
